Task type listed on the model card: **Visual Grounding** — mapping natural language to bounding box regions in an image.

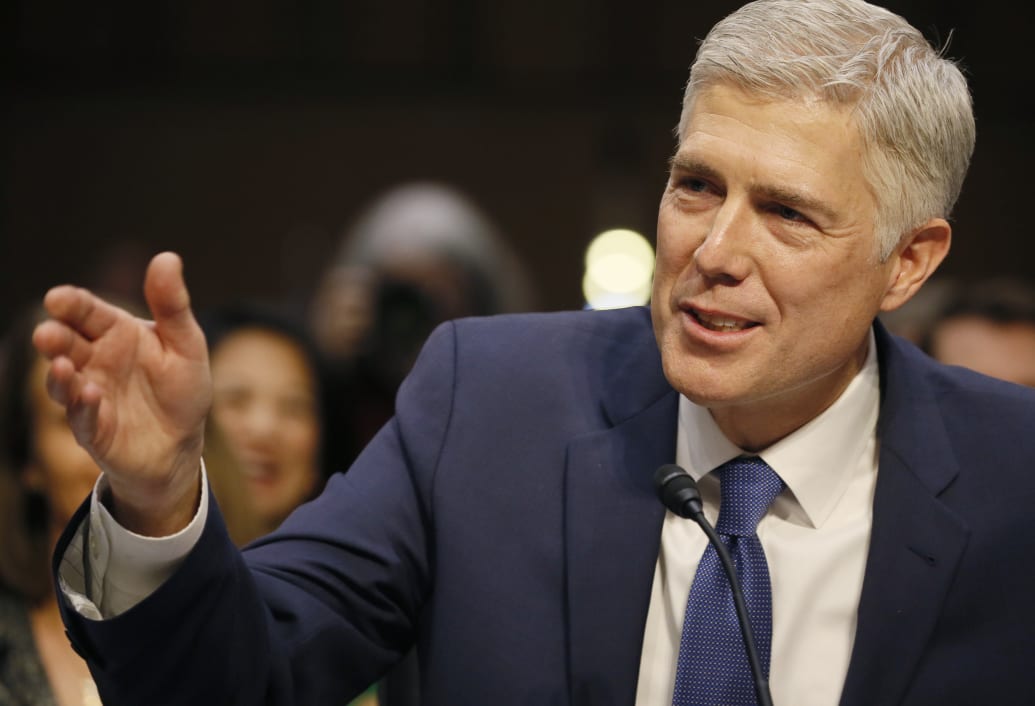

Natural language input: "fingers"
[46,356,103,451]
[32,319,95,368]
[143,252,206,360]
[45,355,102,414]
[41,284,122,343]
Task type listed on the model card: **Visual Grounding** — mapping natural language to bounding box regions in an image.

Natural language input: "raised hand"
[32,252,212,536]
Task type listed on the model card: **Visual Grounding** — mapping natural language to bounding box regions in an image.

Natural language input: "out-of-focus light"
[582,228,655,310]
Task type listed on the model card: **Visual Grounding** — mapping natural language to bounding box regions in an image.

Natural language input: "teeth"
[695,311,751,332]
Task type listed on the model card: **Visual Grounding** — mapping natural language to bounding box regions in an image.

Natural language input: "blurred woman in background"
[202,305,333,541]
[0,306,102,706]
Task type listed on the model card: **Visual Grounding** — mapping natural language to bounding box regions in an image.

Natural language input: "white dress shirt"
[635,331,880,706]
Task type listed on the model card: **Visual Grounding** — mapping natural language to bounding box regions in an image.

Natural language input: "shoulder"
[395,306,668,441]
[878,325,1035,459]
[426,306,659,387]
[405,306,655,383]
[449,306,655,353]
[884,330,1035,417]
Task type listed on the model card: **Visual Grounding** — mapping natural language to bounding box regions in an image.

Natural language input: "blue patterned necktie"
[672,457,785,706]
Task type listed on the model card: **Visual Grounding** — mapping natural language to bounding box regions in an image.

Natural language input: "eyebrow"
[669,154,839,223]
[669,155,723,184]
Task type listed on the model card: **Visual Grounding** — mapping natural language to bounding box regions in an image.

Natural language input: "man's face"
[652,84,904,450]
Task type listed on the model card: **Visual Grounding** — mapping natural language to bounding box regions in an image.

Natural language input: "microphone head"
[653,464,704,520]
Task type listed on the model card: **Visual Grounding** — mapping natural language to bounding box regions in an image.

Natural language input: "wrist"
[105,461,203,537]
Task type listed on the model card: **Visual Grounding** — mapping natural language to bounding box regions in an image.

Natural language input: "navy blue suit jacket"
[57,307,1035,704]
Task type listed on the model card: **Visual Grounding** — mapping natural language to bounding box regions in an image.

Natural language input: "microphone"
[653,464,774,706]
[654,463,705,520]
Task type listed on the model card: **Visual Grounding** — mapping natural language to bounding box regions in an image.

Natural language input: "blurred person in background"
[920,277,1035,387]
[309,182,534,471]
[199,420,266,548]
[0,306,102,706]
[202,305,335,538]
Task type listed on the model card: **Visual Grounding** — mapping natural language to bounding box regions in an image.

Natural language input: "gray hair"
[679,0,975,260]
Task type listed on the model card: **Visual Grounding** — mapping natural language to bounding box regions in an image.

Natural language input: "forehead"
[677,85,870,191]
[211,328,314,384]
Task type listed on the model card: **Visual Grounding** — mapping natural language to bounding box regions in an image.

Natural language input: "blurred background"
[2,0,1033,328]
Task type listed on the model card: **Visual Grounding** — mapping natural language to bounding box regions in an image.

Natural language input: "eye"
[677,177,711,193]
[214,387,251,411]
[772,204,807,223]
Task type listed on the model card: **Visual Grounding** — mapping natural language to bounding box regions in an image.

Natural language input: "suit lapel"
[563,314,678,706]
[840,325,971,706]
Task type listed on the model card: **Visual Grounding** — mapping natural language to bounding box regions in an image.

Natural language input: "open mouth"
[690,309,760,333]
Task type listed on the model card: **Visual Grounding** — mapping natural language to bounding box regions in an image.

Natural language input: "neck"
[710,343,869,451]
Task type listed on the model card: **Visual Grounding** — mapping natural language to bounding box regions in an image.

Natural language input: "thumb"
[143,252,205,359]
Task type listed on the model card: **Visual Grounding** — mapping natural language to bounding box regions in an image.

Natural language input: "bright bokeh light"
[582,228,655,310]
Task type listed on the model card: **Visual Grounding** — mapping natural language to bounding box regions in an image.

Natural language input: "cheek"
[282,419,319,461]
[210,406,251,449]
[655,205,708,278]
[763,249,874,311]
[652,236,687,300]
[279,426,320,498]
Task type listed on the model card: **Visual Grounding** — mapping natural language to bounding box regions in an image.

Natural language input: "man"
[33,0,1035,704]
[922,277,1035,387]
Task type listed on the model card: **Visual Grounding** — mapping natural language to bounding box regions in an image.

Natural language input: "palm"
[34,253,211,531]
[78,312,210,481]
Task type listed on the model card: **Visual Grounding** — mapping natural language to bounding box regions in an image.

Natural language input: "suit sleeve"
[53,321,459,705]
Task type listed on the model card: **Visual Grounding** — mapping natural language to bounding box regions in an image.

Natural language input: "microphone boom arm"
[691,512,774,706]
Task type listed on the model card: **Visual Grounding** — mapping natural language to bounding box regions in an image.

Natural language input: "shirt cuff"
[58,461,210,620]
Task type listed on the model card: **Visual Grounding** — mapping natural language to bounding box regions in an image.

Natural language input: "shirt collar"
[677,328,880,528]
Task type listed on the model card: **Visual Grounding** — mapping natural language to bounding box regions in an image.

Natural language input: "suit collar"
[871,320,961,495]
[564,310,678,706]
[840,322,970,706]
[596,307,675,427]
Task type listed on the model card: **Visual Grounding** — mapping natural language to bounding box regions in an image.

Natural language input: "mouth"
[240,458,279,484]
[688,308,760,333]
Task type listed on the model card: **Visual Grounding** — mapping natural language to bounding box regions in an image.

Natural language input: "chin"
[662,364,735,407]
[682,388,746,410]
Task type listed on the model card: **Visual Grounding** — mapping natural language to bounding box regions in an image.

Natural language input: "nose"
[693,196,753,284]
[241,399,280,441]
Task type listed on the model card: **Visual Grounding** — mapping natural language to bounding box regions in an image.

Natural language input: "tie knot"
[713,457,784,537]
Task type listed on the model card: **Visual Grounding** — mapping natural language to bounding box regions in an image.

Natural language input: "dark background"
[3,0,1032,328]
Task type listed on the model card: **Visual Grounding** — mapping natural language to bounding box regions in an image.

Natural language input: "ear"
[879,218,951,312]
